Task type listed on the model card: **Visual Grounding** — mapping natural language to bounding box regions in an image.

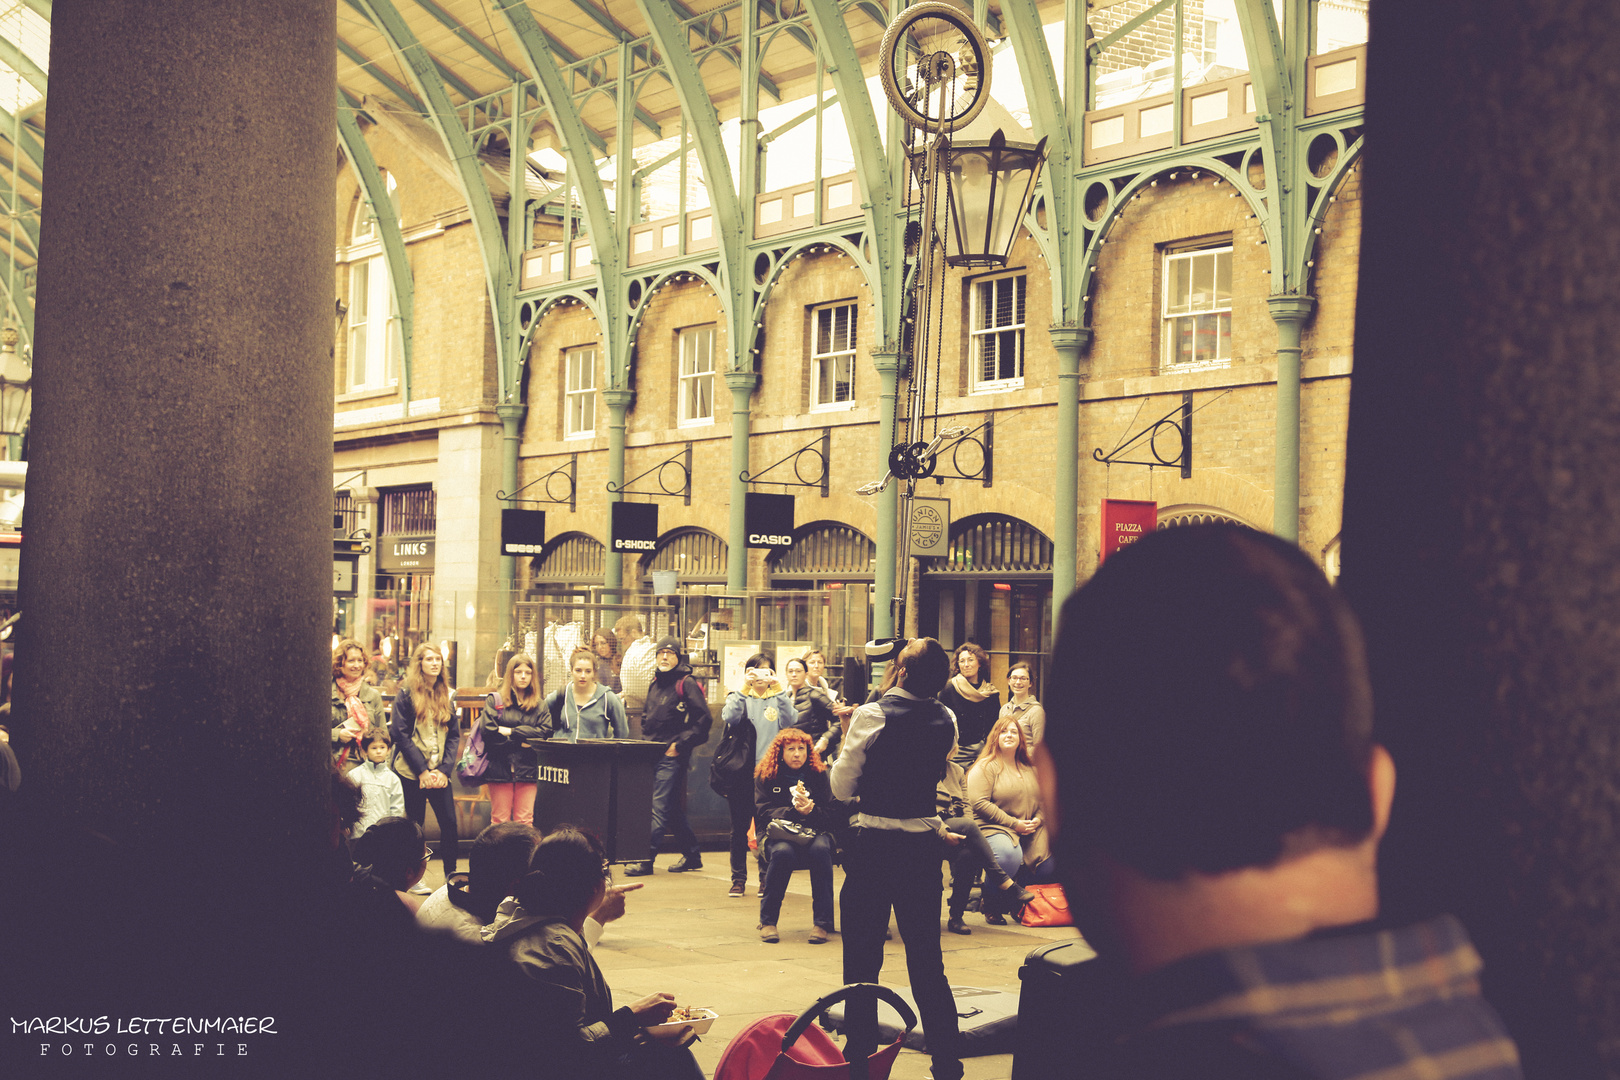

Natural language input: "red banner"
[1100,499,1157,562]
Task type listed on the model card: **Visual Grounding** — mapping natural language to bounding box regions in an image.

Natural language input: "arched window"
[768,522,876,582]
[641,528,728,584]
[533,532,605,580]
[1157,504,1251,530]
[930,514,1053,575]
[344,171,402,393]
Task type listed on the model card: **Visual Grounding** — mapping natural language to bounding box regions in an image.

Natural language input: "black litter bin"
[526,738,668,864]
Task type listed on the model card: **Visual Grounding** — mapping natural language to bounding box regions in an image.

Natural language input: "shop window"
[1162,244,1232,369]
[678,325,715,427]
[564,346,597,438]
[811,302,856,410]
[970,273,1026,392]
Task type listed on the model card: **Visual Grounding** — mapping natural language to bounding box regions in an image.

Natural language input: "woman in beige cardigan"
[966,714,1056,923]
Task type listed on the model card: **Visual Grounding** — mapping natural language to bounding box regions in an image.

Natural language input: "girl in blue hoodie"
[718,652,795,894]
[544,649,628,741]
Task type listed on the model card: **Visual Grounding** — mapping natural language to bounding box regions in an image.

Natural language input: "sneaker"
[946,916,971,936]
[407,881,433,896]
[728,881,746,897]
[668,855,703,873]
[759,924,780,943]
[757,881,765,897]
[808,926,830,944]
[623,862,654,877]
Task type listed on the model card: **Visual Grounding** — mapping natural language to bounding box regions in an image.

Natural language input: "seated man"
[1039,524,1524,1079]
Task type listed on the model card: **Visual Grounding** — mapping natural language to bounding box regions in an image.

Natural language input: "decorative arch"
[639,526,729,582]
[1157,503,1255,530]
[532,531,605,580]
[768,521,876,580]
[930,514,1053,575]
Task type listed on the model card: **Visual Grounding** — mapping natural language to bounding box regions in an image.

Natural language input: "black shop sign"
[612,502,659,553]
[379,539,434,572]
[502,509,546,556]
[745,492,795,549]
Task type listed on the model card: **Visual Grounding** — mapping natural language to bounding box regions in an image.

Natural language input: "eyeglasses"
[420,845,434,864]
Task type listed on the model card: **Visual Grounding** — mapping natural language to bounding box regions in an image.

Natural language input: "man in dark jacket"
[624,637,712,876]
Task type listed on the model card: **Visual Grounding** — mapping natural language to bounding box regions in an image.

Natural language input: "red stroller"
[713,983,917,1080]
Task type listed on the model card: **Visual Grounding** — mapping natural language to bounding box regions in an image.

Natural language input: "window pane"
[1174,315,1193,365]
[350,263,368,320]
[349,325,367,386]
[695,374,711,418]
[835,355,854,401]
[1215,250,1232,305]
[1168,257,1190,315]
[816,357,834,405]
[1217,312,1231,358]
[1012,277,1026,325]
[1195,313,1219,363]
[836,305,854,350]
[1191,253,1215,312]
[815,308,832,355]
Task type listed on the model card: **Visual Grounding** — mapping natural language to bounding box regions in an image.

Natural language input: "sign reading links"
[745,492,795,549]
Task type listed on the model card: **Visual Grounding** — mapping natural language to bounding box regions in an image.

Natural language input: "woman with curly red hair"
[753,727,837,944]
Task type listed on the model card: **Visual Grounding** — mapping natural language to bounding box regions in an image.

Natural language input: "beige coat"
[1000,698,1046,746]
[966,758,1050,867]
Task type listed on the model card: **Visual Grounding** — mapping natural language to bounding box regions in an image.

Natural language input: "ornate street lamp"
[0,325,31,460]
[860,3,1048,633]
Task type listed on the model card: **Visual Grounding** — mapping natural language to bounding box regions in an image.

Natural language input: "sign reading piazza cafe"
[611,501,659,553]
[745,492,795,549]
[1100,499,1157,562]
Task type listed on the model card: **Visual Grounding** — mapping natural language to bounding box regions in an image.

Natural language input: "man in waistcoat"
[830,637,962,1080]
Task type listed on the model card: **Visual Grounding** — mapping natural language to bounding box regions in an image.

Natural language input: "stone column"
[8,0,334,1011]
[1342,2,1620,1074]
[436,422,503,688]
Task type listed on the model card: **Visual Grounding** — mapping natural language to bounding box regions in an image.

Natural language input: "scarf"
[948,673,990,702]
[334,674,370,764]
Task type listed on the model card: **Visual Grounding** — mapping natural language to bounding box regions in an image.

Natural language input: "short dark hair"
[469,822,542,904]
[745,652,774,672]
[516,827,608,917]
[895,638,950,698]
[1045,524,1374,880]
[358,728,390,751]
[353,817,425,892]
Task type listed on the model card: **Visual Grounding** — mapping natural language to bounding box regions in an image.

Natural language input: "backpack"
[709,709,756,797]
[457,695,496,781]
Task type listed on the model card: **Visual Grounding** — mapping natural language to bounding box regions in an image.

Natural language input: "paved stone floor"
[581,854,1091,1080]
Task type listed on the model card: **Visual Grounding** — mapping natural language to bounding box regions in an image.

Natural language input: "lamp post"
[0,325,31,461]
[863,3,1048,635]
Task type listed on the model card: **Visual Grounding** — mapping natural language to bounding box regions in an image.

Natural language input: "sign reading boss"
[745,492,795,549]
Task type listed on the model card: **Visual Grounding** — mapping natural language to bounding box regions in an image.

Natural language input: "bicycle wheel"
[878,1,992,135]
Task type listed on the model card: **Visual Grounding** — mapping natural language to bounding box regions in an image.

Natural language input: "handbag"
[766,818,818,847]
[457,696,497,781]
[709,710,756,795]
[1017,883,1073,928]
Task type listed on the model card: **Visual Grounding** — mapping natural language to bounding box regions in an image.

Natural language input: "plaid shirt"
[1108,915,1523,1080]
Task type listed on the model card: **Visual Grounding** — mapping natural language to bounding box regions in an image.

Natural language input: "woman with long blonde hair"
[966,713,1054,923]
[481,652,546,825]
[390,642,460,888]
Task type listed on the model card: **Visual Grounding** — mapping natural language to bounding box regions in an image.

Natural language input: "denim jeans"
[647,753,699,860]
[759,833,835,929]
[985,830,1057,886]
[942,817,1005,915]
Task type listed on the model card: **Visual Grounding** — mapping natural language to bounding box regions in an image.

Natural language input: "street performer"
[830,636,962,1080]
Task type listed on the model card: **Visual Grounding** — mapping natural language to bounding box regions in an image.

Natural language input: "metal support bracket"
[608,442,693,506]
[1093,391,1219,479]
[497,454,578,512]
[925,415,994,487]
[739,428,831,497]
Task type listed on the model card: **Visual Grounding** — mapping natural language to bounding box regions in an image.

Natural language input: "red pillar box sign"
[1100,499,1157,562]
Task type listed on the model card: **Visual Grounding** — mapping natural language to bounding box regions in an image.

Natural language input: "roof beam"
[0,105,43,175]
[0,35,46,98]
[353,0,515,394]
[410,0,525,82]
[19,0,47,20]
[568,0,634,43]
[337,36,424,112]
[666,0,781,104]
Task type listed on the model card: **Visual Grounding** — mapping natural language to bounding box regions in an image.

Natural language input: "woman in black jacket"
[753,727,836,944]
[481,653,547,825]
[937,642,1000,768]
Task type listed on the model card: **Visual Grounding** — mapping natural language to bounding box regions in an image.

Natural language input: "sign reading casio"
[745,492,795,549]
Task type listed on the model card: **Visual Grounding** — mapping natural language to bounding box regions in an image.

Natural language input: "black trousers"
[942,816,1009,916]
[840,827,961,1080]
[724,789,755,884]
[401,773,458,879]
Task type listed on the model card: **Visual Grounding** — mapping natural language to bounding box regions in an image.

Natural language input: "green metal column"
[1268,295,1313,541]
[603,388,633,589]
[1049,327,1089,629]
[497,402,525,581]
[872,349,901,640]
[725,371,758,594]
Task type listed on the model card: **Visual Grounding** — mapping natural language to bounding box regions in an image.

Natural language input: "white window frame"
[970,272,1027,393]
[1161,244,1233,370]
[564,346,598,439]
[811,302,857,411]
[677,325,716,427]
[346,253,401,393]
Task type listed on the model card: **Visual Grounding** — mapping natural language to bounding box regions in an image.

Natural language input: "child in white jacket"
[349,730,405,838]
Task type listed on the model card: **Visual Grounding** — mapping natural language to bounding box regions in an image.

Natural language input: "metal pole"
[1268,295,1313,541]
[872,349,901,640]
[603,388,633,589]
[725,371,758,594]
[1049,326,1089,629]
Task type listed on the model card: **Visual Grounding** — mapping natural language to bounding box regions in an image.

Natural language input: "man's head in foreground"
[1039,523,1395,974]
